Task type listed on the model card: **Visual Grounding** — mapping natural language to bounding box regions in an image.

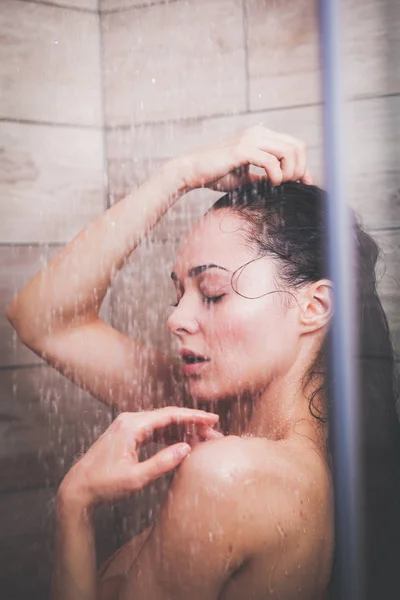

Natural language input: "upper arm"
[123,437,291,600]
[37,318,188,411]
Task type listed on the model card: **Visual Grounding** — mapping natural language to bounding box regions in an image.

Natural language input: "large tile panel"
[0,122,105,243]
[345,95,400,229]
[0,246,58,367]
[372,229,400,357]
[106,94,400,233]
[101,0,246,126]
[0,0,102,126]
[0,488,119,600]
[341,0,400,98]
[246,0,321,111]
[0,246,112,368]
[0,366,112,492]
[110,238,181,355]
[246,0,400,112]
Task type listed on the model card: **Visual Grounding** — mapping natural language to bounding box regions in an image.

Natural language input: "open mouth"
[179,349,210,367]
[182,355,208,364]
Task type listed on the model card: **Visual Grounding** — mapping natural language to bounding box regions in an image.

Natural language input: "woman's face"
[167,210,301,403]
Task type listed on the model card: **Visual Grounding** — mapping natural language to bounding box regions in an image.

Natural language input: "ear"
[299,279,333,334]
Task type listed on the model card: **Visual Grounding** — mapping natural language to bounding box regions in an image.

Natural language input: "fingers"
[131,443,191,489]
[151,421,223,446]
[113,407,219,447]
[239,125,311,186]
[300,168,314,185]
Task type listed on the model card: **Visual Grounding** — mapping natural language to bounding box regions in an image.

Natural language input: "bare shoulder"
[120,435,334,600]
[173,434,333,552]
[177,434,300,494]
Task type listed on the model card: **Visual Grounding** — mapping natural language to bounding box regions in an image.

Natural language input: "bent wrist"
[160,155,196,195]
[56,473,94,520]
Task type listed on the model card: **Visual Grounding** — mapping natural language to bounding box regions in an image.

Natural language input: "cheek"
[210,297,297,368]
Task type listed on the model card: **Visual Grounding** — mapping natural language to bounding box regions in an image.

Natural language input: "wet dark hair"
[209,180,400,600]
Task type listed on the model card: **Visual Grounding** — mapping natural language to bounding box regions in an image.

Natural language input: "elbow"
[6,297,43,352]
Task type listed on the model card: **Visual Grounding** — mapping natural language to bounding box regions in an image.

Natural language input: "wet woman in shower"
[7,126,400,600]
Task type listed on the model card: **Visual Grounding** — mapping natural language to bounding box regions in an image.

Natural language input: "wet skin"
[98,211,334,600]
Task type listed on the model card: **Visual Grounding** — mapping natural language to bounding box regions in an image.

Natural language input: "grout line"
[0,242,64,248]
[242,0,250,113]
[0,363,48,372]
[367,226,400,234]
[104,91,400,132]
[350,90,400,103]
[15,0,97,13]
[105,102,325,131]
[0,117,102,131]
[100,0,183,16]
[0,484,58,497]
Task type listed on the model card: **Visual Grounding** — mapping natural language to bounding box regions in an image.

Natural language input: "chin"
[188,379,239,404]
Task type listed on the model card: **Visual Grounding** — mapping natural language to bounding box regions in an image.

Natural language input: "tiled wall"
[0,1,115,598]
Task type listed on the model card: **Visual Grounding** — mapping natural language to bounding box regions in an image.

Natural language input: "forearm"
[7,158,190,347]
[52,493,97,600]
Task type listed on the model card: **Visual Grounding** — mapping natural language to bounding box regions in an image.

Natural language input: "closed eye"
[170,294,225,308]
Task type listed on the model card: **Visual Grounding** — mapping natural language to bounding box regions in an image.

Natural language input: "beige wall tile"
[0,367,111,492]
[342,0,400,98]
[101,0,246,126]
[107,94,400,231]
[0,0,102,126]
[0,246,57,367]
[0,246,111,368]
[0,488,118,599]
[372,229,400,356]
[246,0,321,111]
[0,122,105,244]
[111,238,181,355]
[346,95,400,228]
[246,0,400,112]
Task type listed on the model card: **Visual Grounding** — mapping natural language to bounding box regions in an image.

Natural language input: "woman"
[7,127,400,599]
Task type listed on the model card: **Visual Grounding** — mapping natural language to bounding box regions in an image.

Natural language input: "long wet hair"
[209,180,400,600]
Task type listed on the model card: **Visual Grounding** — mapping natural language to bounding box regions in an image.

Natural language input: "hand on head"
[181,125,313,192]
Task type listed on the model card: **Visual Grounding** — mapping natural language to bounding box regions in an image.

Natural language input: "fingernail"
[174,443,191,459]
[205,427,223,438]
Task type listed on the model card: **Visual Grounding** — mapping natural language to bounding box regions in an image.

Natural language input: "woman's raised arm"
[7,126,310,410]
[6,160,190,410]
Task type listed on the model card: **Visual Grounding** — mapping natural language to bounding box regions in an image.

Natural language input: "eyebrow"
[170,263,230,281]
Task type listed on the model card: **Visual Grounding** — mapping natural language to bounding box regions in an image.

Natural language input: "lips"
[179,349,210,364]
[179,349,211,376]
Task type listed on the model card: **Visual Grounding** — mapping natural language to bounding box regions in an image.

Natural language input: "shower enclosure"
[0,0,399,598]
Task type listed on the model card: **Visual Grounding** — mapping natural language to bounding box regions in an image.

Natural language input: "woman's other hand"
[178,125,314,192]
[58,407,222,512]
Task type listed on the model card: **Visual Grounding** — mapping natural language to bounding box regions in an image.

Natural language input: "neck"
[213,350,328,453]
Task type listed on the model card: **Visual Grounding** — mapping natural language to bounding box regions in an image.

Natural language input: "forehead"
[173,211,254,275]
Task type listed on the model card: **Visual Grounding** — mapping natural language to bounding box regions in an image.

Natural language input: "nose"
[167,296,200,337]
